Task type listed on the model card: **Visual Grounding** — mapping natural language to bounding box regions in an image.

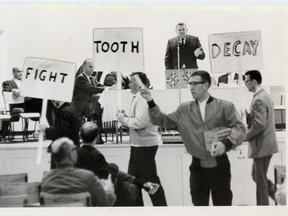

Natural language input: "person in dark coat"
[75,122,159,206]
[40,100,80,169]
[165,22,205,69]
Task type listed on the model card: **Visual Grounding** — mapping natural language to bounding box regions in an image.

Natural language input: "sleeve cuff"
[147,99,156,108]
[133,178,146,188]
[221,138,233,152]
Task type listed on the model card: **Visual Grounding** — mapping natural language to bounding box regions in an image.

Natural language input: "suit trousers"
[252,155,274,205]
[128,146,167,206]
[189,154,233,206]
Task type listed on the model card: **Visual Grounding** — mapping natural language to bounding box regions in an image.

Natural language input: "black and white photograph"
[0,1,287,216]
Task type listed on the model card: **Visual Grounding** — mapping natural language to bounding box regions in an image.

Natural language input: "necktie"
[181,38,185,48]
[89,77,95,86]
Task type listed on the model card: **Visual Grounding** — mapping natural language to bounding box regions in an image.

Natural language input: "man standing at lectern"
[165,22,205,70]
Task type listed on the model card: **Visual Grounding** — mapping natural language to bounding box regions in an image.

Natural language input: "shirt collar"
[82,72,90,80]
[254,86,262,96]
[198,95,209,106]
[195,95,214,105]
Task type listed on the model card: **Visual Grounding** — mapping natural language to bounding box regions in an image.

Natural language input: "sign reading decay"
[93,28,144,72]
[21,57,76,102]
[208,30,263,73]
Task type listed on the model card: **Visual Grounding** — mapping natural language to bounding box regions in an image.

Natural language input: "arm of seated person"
[89,174,116,206]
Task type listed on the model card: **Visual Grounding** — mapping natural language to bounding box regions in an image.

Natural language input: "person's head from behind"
[188,70,211,102]
[50,137,77,166]
[244,70,262,93]
[12,67,23,80]
[175,22,188,39]
[80,122,99,145]
[83,59,95,77]
[129,72,149,94]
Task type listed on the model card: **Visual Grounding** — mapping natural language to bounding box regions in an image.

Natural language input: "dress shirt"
[197,95,209,122]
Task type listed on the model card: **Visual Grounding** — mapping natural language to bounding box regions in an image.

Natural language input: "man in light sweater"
[117,72,167,206]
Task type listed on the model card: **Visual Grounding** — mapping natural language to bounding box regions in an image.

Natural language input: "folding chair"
[2,91,24,139]
[2,91,40,141]
[40,192,91,207]
[0,182,40,204]
[274,165,286,205]
[0,173,28,183]
[0,194,28,207]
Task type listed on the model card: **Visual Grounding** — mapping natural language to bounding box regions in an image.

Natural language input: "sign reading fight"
[93,28,144,72]
[21,57,76,102]
[208,31,263,73]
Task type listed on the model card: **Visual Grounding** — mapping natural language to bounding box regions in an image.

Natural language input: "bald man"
[41,137,116,206]
[72,59,105,144]
[76,122,158,206]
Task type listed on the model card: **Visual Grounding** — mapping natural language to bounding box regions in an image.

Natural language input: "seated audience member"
[2,66,42,138]
[75,122,158,206]
[41,137,116,206]
[103,71,130,89]
[72,59,105,144]
[40,100,80,169]
[217,72,245,86]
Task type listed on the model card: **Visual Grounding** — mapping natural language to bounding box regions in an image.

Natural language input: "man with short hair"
[140,70,246,206]
[165,22,205,69]
[40,137,116,206]
[117,72,167,206]
[2,67,42,138]
[75,122,159,206]
[72,59,105,143]
[244,70,278,205]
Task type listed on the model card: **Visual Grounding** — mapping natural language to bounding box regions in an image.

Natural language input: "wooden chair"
[274,165,286,205]
[0,182,40,204]
[0,195,27,207]
[40,192,91,207]
[0,173,28,183]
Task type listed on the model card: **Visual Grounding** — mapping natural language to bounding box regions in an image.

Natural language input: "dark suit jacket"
[217,73,245,86]
[246,88,278,158]
[76,145,143,206]
[45,102,80,146]
[165,35,205,69]
[2,79,18,92]
[2,79,43,113]
[72,73,104,116]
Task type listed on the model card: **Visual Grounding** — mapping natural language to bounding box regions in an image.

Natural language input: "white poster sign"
[21,57,76,102]
[208,31,263,73]
[93,28,144,72]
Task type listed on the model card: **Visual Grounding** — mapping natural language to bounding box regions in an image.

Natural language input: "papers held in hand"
[204,128,232,152]
[134,74,145,89]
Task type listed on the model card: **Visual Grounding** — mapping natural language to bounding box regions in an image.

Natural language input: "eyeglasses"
[187,81,205,87]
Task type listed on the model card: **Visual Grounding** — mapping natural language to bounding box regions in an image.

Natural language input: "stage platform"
[0,131,285,206]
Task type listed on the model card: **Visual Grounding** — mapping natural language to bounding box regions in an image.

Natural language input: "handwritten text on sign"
[21,57,76,102]
[93,28,144,72]
[208,31,263,73]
